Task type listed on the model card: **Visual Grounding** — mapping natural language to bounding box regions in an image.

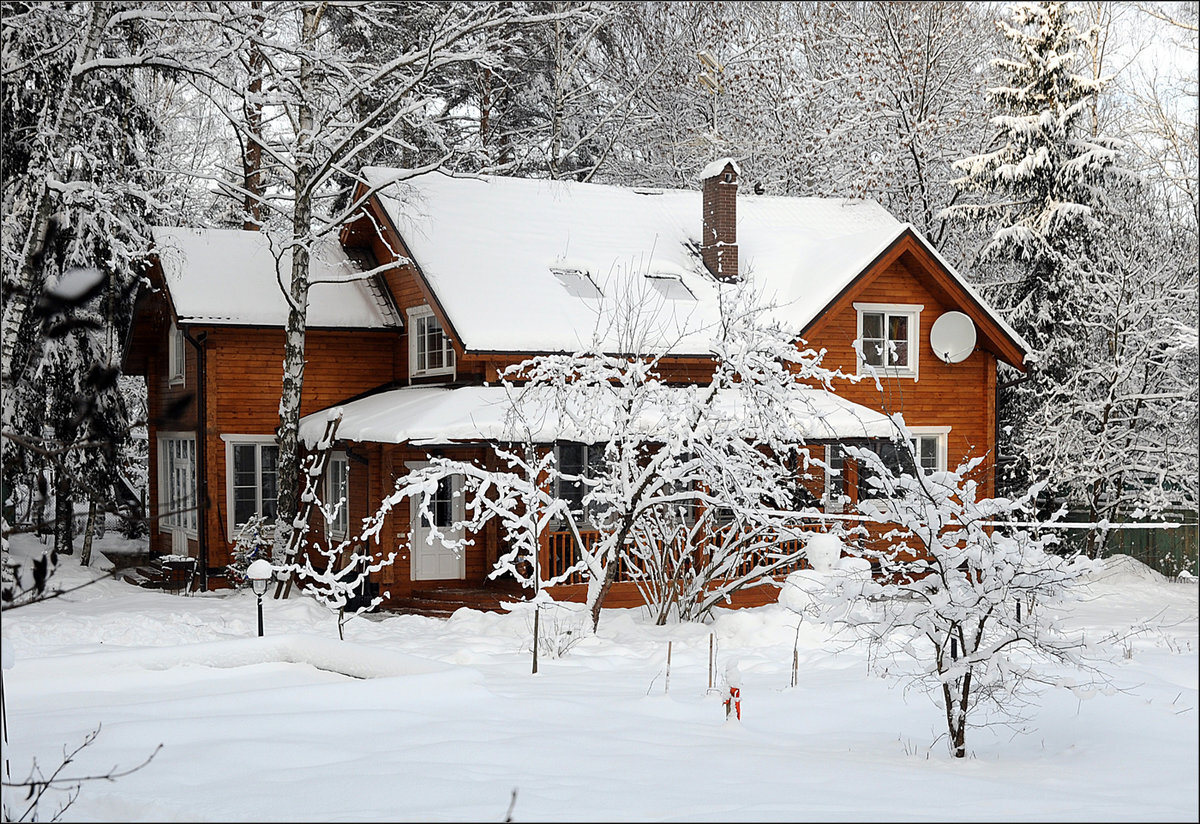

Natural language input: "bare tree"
[183,1,585,570]
[790,422,1104,759]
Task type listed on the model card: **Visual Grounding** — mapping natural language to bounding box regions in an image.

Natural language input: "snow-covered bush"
[790,420,1102,758]
[227,515,274,589]
[288,422,396,640]
[523,601,587,659]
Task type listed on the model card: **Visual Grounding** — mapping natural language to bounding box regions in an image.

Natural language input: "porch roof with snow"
[360,168,1028,360]
[150,227,399,328]
[298,384,896,449]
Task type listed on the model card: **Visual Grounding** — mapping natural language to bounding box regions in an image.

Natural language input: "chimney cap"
[698,157,741,183]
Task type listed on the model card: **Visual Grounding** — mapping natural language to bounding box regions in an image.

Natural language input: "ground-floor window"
[856,428,950,500]
[554,441,607,526]
[224,436,279,533]
[158,434,197,535]
[326,451,349,539]
[909,427,950,474]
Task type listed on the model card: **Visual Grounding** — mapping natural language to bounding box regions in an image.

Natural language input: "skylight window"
[551,266,603,299]
[645,271,695,300]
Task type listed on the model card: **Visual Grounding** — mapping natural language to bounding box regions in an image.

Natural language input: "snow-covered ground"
[2,534,1196,822]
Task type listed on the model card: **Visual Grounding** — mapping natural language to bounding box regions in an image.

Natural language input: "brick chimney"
[700,157,740,281]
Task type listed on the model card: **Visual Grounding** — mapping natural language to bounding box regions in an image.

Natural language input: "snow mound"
[1089,554,1169,584]
[9,634,452,681]
[802,531,844,573]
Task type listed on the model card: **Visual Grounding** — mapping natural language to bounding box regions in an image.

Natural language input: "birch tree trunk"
[274,2,322,568]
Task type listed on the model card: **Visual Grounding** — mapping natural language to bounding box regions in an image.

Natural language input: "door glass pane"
[421,475,453,528]
[434,476,453,527]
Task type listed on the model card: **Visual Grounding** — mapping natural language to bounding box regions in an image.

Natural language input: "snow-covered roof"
[151,227,399,328]
[363,168,1023,357]
[299,384,895,448]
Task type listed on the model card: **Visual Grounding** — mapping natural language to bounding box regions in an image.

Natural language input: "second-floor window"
[855,302,922,379]
[169,322,186,386]
[408,305,455,378]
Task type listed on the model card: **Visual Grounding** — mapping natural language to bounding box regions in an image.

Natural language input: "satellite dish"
[929,311,977,364]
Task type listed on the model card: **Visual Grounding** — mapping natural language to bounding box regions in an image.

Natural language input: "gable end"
[800,229,1027,370]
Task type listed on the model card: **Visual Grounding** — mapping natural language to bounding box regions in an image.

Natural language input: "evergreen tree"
[2,2,161,552]
[944,0,1121,496]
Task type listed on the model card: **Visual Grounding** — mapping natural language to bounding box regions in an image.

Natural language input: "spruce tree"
[944,0,1120,497]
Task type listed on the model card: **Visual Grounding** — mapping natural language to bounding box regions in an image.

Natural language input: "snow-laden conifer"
[943,0,1122,498]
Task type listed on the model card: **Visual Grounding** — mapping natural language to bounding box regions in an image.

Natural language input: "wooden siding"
[802,248,999,497]
[131,201,1014,613]
[140,299,200,558]
[198,327,400,565]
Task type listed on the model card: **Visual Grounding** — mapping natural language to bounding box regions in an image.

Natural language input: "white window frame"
[325,451,349,541]
[168,322,186,387]
[822,443,846,513]
[222,435,280,536]
[407,305,456,379]
[157,432,197,537]
[908,426,951,473]
[854,302,923,380]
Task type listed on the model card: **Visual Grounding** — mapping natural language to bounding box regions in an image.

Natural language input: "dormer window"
[408,305,455,378]
[854,302,923,380]
[169,322,186,386]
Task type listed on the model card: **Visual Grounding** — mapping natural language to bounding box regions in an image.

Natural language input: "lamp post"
[246,559,273,637]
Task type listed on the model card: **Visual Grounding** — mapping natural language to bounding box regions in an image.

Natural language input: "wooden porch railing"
[543,531,811,586]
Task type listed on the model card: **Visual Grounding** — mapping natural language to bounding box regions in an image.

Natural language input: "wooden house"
[124,159,1028,610]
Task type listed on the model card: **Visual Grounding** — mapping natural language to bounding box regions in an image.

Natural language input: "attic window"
[645,271,695,300]
[551,266,603,299]
[168,322,186,387]
[854,302,923,380]
[407,305,455,379]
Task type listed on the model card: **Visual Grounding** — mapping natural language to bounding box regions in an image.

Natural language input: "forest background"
[1,0,1196,580]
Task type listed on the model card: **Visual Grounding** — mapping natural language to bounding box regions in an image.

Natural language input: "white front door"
[408,467,465,581]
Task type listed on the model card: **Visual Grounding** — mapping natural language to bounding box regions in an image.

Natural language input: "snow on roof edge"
[901,224,1031,362]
